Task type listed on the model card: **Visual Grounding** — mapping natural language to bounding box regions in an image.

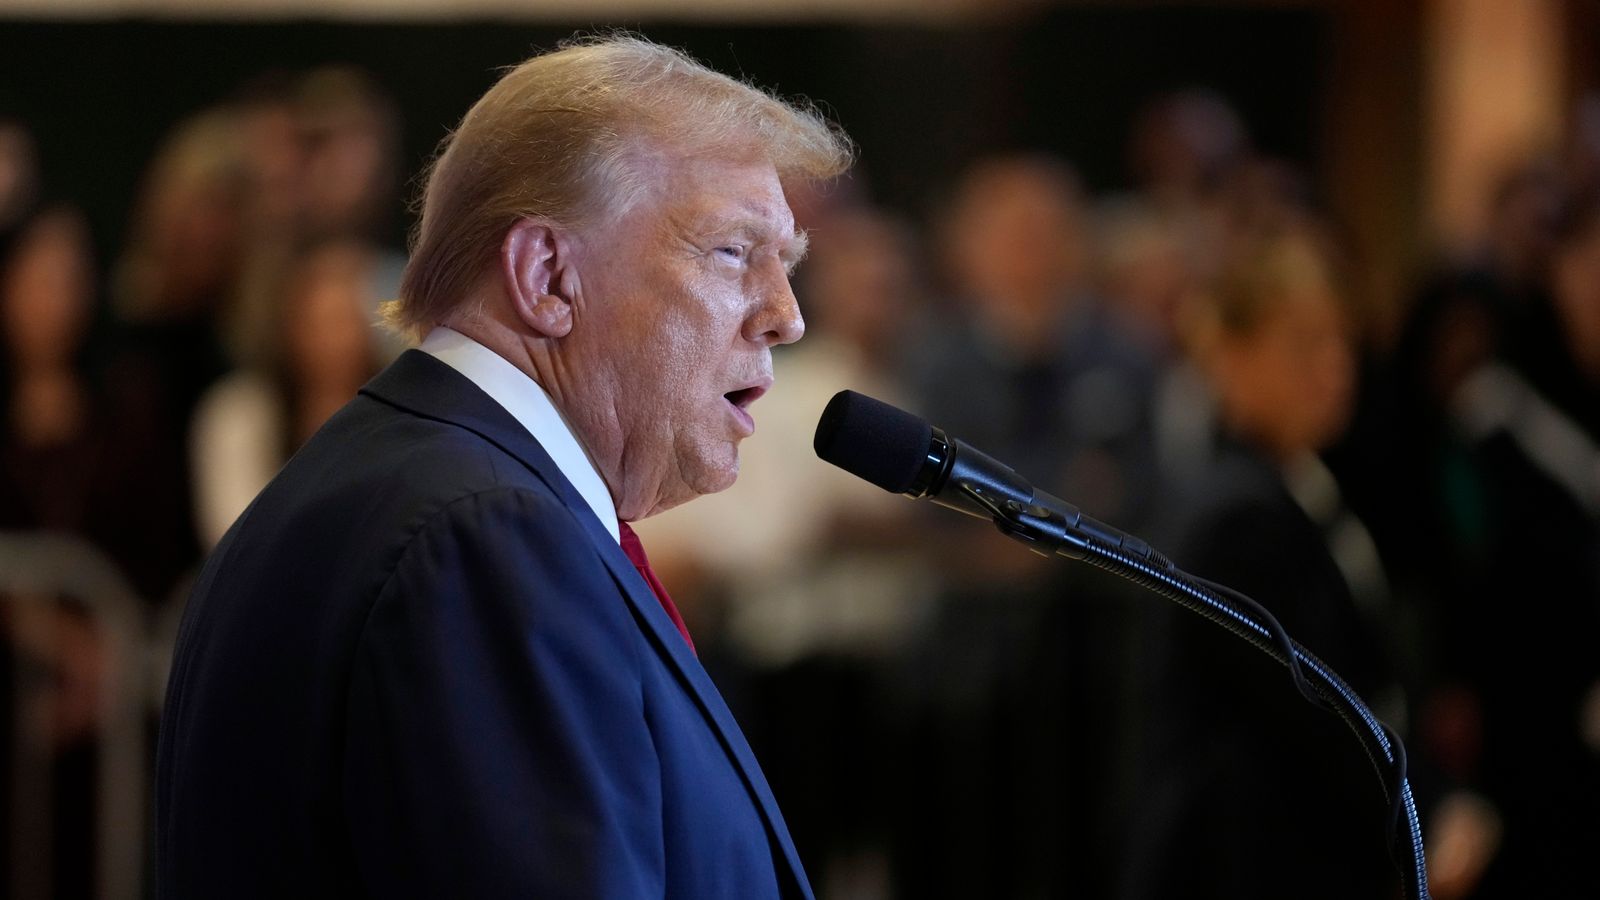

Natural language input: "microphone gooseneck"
[813,389,1432,900]
[815,390,1174,568]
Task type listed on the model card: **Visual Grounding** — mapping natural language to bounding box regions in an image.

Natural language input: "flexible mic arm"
[903,424,1180,569]
[817,393,1432,900]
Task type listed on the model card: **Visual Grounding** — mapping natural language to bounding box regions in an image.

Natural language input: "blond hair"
[386,35,852,340]
[1183,223,1345,356]
[113,108,251,320]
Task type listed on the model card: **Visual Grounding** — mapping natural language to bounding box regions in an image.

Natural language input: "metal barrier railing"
[0,531,152,900]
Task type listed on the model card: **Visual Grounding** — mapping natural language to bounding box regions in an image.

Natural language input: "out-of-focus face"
[0,124,38,229]
[801,211,912,351]
[1131,92,1245,196]
[2,213,92,370]
[148,178,244,307]
[952,166,1086,323]
[563,153,806,520]
[1215,287,1354,459]
[1102,220,1193,353]
[301,119,388,235]
[283,253,376,389]
[1553,223,1600,381]
[240,101,306,230]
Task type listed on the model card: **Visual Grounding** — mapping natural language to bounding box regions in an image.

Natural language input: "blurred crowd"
[0,65,406,899]
[3,58,1600,899]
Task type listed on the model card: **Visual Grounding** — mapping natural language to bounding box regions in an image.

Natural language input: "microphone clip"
[957,483,1091,561]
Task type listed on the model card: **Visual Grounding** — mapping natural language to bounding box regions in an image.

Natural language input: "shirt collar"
[419,326,621,544]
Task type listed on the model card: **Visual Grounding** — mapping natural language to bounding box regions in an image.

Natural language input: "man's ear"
[501,218,579,339]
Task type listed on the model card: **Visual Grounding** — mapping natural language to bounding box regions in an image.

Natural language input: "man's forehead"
[693,199,796,236]
[617,151,802,250]
[664,186,802,251]
[658,151,784,206]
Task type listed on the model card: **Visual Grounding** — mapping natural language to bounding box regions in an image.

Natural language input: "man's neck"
[420,322,623,543]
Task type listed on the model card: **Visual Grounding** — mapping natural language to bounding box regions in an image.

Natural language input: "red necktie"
[618,522,696,655]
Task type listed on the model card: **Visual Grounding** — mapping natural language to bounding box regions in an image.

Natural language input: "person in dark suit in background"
[156,36,851,899]
[1125,224,1400,899]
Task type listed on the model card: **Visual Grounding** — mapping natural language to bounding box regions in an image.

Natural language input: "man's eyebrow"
[780,230,810,268]
[695,216,809,263]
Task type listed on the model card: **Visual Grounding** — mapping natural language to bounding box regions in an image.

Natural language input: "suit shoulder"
[332,393,551,492]
[368,484,646,672]
[198,394,588,640]
[241,393,567,545]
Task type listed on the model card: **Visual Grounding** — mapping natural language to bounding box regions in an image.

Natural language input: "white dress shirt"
[420,326,620,544]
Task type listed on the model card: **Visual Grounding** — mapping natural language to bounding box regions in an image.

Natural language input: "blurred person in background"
[1331,148,1600,896]
[228,67,408,371]
[1125,224,1401,899]
[1118,88,1250,286]
[1,204,184,599]
[295,65,408,340]
[1095,207,1194,363]
[915,153,1157,530]
[1480,160,1568,378]
[234,72,308,241]
[109,108,253,577]
[0,203,177,900]
[1428,192,1600,898]
[0,119,38,241]
[1336,227,1507,900]
[220,72,314,371]
[1127,88,1247,216]
[113,107,251,405]
[1334,156,1567,700]
[1542,195,1600,429]
[890,152,1161,898]
[1095,204,1213,491]
[189,240,389,547]
[1389,159,1566,396]
[1099,144,1327,465]
[1564,93,1600,202]
[294,66,402,250]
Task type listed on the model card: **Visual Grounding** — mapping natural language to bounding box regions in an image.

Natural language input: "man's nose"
[746,265,805,347]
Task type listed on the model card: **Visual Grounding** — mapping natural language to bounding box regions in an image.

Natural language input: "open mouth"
[724,384,767,410]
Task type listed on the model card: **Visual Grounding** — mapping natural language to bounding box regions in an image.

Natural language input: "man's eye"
[715,246,746,262]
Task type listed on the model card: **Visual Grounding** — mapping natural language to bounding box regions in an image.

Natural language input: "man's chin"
[695,455,740,496]
[637,455,739,519]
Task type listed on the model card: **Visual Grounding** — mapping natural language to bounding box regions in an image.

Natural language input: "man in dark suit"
[156,36,851,898]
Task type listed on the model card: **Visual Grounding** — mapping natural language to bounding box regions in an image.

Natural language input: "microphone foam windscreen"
[813,390,932,494]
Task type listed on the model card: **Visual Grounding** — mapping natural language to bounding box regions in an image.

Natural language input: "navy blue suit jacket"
[156,350,813,899]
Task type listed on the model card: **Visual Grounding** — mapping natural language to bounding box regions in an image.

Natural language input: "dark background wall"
[0,9,1326,265]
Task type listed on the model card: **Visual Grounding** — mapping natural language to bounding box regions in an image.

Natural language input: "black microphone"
[813,390,1169,567]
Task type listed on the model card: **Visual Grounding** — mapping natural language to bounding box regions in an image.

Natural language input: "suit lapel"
[591,527,816,900]
[361,351,814,899]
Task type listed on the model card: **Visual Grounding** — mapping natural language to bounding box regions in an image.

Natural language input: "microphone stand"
[960,483,1432,900]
